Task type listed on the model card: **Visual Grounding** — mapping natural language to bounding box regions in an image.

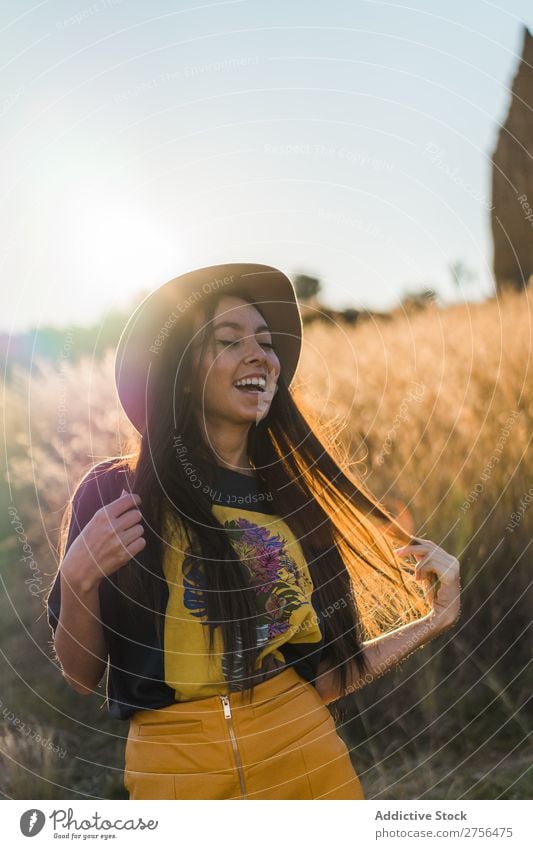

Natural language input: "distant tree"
[448,260,477,289]
[342,308,359,325]
[400,287,438,312]
[293,274,321,301]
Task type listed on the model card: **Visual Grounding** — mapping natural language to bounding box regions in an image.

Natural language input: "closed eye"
[217,339,274,349]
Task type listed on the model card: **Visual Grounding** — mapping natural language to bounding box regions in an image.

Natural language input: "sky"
[1,0,532,332]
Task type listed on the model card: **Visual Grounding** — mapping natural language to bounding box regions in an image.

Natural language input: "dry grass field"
[1,287,531,799]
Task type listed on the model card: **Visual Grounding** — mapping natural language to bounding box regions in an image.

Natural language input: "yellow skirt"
[124,667,365,800]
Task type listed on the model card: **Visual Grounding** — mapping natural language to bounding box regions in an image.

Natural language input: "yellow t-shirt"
[162,502,324,701]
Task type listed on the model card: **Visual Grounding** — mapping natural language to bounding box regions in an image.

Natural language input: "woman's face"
[190,295,281,426]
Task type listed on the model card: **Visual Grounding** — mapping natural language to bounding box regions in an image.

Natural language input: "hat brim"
[114,263,303,434]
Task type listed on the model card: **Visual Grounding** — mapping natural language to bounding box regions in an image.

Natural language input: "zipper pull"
[220,695,232,718]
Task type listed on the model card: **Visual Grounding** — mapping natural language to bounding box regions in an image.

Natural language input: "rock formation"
[491,26,533,292]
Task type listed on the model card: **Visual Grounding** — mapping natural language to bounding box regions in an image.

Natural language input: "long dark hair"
[63,287,428,700]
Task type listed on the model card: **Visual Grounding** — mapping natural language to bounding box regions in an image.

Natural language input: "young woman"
[46,262,460,800]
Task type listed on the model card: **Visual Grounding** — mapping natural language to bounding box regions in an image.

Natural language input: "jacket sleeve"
[46,459,129,636]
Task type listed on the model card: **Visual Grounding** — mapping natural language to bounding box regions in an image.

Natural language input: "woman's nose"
[243,338,267,362]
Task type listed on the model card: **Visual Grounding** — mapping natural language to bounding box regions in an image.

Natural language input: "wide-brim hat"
[114,262,303,434]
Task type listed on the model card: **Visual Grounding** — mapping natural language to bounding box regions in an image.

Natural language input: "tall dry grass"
[294,287,532,799]
[1,288,531,799]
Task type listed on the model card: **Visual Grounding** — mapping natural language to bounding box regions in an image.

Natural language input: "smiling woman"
[187,297,281,442]
[46,262,456,801]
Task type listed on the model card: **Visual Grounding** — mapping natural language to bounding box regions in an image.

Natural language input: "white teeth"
[234,377,266,389]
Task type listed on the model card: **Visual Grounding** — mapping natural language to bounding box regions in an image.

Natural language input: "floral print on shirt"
[182,516,314,687]
[183,516,310,640]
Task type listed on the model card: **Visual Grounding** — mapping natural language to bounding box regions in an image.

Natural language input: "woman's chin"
[231,394,272,421]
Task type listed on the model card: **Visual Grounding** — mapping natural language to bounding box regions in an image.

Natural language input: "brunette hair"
[58,288,428,702]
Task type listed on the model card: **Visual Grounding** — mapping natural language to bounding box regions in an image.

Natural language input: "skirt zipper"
[220,695,247,799]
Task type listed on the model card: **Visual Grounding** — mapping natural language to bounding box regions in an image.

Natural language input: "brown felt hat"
[114,262,303,434]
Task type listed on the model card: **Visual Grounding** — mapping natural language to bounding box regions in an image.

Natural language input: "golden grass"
[1,287,531,799]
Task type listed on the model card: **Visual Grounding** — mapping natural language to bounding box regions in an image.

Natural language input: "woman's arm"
[315,610,447,704]
[53,549,108,695]
[316,536,461,704]
[48,463,144,697]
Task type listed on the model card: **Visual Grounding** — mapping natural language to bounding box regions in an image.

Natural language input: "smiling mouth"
[233,385,265,395]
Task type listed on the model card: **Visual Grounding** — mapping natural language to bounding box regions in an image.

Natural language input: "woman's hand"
[395,537,461,633]
[63,490,145,590]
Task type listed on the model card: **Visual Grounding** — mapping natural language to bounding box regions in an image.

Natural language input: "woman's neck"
[196,415,253,475]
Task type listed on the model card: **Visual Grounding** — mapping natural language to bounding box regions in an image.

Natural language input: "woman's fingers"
[127,536,147,555]
[394,539,433,555]
[395,540,460,583]
[416,555,451,572]
[114,507,143,531]
[121,524,145,546]
[395,540,461,628]
[107,490,142,519]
